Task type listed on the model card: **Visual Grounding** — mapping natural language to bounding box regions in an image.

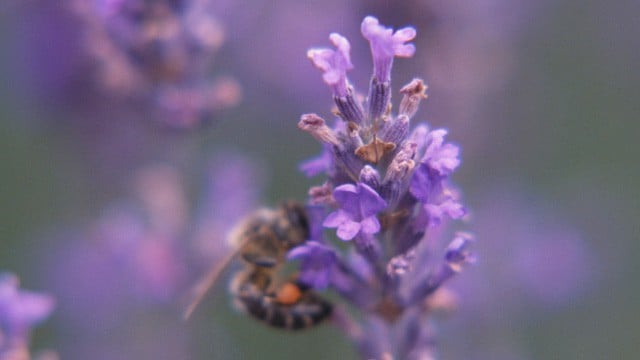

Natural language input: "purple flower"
[0,273,54,355]
[409,162,442,202]
[423,197,466,227]
[323,183,387,240]
[410,129,460,199]
[299,146,333,178]
[307,33,353,97]
[421,129,461,176]
[410,129,465,227]
[361,16,416,83]
[410,164,465,227]
[288,241,338,289]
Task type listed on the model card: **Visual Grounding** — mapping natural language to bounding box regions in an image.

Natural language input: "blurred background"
[0,0,638,359]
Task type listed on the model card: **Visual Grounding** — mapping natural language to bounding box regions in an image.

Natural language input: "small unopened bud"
[347,122,365,149]
[334,87,365,124]
[378,114,409,145]
[387,249,416,277]
[367,76,391,121]
[308,182,334,205]
[359,165,381,190]
[381,141,417,206]
[399,78,427,119]
[298,113,340,146]
[384,140,417,184]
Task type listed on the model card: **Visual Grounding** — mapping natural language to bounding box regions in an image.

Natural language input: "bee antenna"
[182,248,238,321]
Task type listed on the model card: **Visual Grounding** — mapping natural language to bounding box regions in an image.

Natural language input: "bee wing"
[183,248,239,320]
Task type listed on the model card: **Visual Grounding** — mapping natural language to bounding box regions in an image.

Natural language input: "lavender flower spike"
[0,273,55,358]
[323,183,387,241]
[296,16,473,359]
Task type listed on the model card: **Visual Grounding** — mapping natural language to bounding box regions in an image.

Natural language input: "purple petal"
[332,183,361,215]
[288,241,339,290]
[422,129,460,175]
[332,183,359,203]
[424,198,465,227]
[323,210,350,228]
[337,220,362,240]
[357,183,387,217]
[393,28,418,57]
[360,216,381,234]
[300,268,332,290]
[430,143,461,175]
[299,147,332,177]
[287,245,312,260]
[409,163,436,202]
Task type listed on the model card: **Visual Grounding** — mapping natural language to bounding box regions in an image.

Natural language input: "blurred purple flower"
[323,183,387,240]
[421,129,461,176]
[64,0,241,128]
[42,155,263,358]
[192,153,264,266]
[7,0,241,127]
[0,273,54,359]
[288,241,338,289]
[441,187,595,358]
[83,165,190,304]
[299,146,333,178]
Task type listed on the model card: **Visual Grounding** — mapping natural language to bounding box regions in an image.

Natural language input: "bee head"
[279,201,310,247]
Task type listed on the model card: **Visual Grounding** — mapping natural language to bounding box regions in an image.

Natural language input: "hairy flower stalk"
[294,16,473,359]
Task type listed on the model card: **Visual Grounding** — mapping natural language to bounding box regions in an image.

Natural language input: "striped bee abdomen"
[234,280,332,330]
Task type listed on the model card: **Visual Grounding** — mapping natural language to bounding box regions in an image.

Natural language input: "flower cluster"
[293,17,473,359]
[70,0,241,127]
[0,273,55,359]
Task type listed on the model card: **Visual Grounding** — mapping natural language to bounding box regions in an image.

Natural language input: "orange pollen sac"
[275,282,303,305]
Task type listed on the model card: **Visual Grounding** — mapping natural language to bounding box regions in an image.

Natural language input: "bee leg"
[241,252,278,268]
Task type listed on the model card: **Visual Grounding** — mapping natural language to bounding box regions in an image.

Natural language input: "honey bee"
[184,201,332,330]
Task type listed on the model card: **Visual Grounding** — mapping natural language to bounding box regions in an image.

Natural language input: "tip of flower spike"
[307,33,353,89]
[361,16,417,58]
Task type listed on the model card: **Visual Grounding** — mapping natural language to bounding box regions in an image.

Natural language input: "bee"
[184,201,332,330]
